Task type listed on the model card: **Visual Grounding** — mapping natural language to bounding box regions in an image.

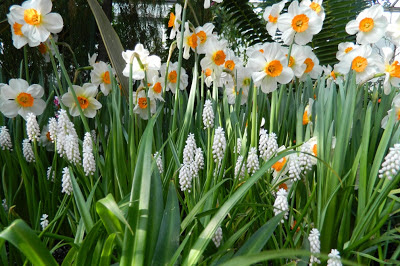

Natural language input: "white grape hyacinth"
[83,132,95,176]
[40,214,49,230]
[327,249,342,266]
[154,152,163,174]
[48,117,57,144]
[26,112,40,141]
[2,199,7,211]
[194,147,205,173]
[259,129,278,161]
[65,134,81,166]
[308,228,321,265]
[288,153,302,181]
[183,133,196,165]
[212,127,226,166]
[379,143,400,181]
[273,188,289,223]
[236,137,242,154]
[179,163,194,192]
[0,126,13,151]
[61,167,73,195]
[22,139,35,162]
[203,99,214,129]
[47,166,55,182]
[247,147,260,175]
[212,227,223,247]
[235,155,246,180]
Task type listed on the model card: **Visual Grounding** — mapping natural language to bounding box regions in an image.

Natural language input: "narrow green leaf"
[235,213,284,256]
[87,0,129,98]
[0,219,57,266]
[99,233,117,266]
[69,168,94,232]
[152,182,181,265]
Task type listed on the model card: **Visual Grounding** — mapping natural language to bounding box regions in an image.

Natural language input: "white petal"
[26,84,44,98]
[42,13,63,34]
[345,20,359,35]
[0,84,18,99]
[0,100,19,118]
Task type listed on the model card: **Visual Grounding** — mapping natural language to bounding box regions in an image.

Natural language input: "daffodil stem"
[49,36,90,133]
[251,85,257,148]
[128,60,134,175]
[23,46,30,83]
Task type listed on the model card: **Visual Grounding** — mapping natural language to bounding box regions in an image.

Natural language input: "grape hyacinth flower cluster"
[234,155,246,180]
[0,126,13,151]
[212,127,226,167]
[327,249,342,266]
[212,227,223,248]
[26,113,40,141]
[308,228,321,265]
[40,214,49,230]
[83,132,95,176]
[259,129,278,161]
[273,188,289,223]
[179,133,204,192]
[379,143,400,181]
[247,147,260,175]
[154,151,163,174]
[47,166,55,182]
[56,110,81,165]
[203,99,214,129]
[22,139,35,162]
[61,167,73,195]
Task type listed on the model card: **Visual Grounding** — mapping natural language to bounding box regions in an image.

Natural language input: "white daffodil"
[382,47,400,95]
[195,23,215,54]
[88,53,98,66]
[132,90,156,120]
[335,45,384,84]
[235,65,252,105]
[300,0,325,21]
[168,3,182,39]
[200,38,228,82]
[271,146,289,179]
[382,94,400,129]
[122,43,161,81]
[148,75,164,102]
[336,42,359,61]
[11,0,63,43]
[248,42,294,94]
[246,43,266,58]
[386,16,400,46]
[160,62,188,94]
[204,0,223,9]
[263,0,287,37]
[90,61,115,96]
[7,7,39,48]
[62,83,102,118]
[177,22,198,60]
[0,78,45,120]
[322,64,341,87]
[345,5,387,45]
[302,98,314,125]
[277,1,323,45]
[299,46,323,81]
[283,44,307,78]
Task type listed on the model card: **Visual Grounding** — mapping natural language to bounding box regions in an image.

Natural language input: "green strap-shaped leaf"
[87,0,129,99]
[99,233,117,266]
[152,182,181,266]
[0,219,57,266]
[234,213,284,257]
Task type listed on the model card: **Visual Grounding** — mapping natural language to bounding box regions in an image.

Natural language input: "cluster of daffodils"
[332,5,400,91]
[179,134,204,192]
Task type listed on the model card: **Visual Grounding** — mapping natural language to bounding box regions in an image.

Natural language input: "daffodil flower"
[263,0,287,37]
[160,62,188,94]
[177,22,198,60]
[382,47,400,95]
[62,83,102,118]
[0,78,45,120]
[200,38,228,82]
[336,42,358,61]
[381,94,400,129]
[132,90,156,120]
[7,7,39,48]
[277,0,323,45]
[122,44,161,81]
[91,61,115,96]
[168,3,182,40]
[300,0,325,21]
[248,42,294,94]
[386,16,400,46]
[283,44,307,78]
[195,23,215,54]
[11,0,63,43]
[345,5,387,45]
[299,46,323,81]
